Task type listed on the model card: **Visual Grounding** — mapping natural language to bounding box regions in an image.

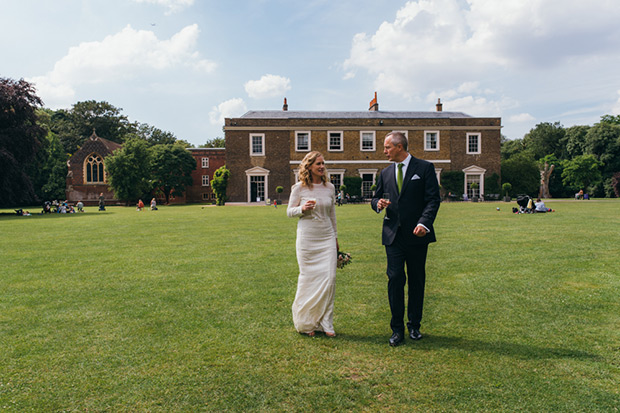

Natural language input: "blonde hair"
[298,151,327,188]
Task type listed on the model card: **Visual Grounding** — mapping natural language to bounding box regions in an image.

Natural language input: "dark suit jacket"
[371,155,441,246]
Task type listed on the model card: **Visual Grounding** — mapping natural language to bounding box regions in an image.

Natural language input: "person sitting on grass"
[76,201,84,212]
[535,198,552,213]
[137,199,144,211]
[150,198,157,211]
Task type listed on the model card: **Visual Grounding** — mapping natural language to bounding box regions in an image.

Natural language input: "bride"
[287,151,339,337]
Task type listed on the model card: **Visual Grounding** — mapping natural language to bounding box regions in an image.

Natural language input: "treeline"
[1,77,222,207]
[421,118,619,199]
[500,119,620,198]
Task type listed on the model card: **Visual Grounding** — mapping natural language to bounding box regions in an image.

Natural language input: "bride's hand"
[302,200,316,212]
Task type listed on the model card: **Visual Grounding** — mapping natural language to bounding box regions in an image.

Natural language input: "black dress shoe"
[409,328,422,340]
[389,332,404,347]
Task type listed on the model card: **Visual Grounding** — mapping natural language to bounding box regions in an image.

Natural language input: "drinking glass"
[382,192,390,220]
[307,197,318,220]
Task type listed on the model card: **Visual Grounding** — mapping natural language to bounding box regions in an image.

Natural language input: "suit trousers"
[385,227,428,333]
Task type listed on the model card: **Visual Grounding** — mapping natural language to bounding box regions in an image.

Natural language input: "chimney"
[283,97,288,111]
[369,92,379,111]
[436,98,443,112]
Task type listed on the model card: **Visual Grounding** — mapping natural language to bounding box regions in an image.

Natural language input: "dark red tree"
[0,77,46,206]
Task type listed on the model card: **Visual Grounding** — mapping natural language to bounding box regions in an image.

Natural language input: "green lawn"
[1,200,619,411]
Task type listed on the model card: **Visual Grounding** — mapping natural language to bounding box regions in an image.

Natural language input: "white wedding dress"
[287,182,338,334]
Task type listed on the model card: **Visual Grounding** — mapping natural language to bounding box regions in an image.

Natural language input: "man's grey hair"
[386,131,408,151]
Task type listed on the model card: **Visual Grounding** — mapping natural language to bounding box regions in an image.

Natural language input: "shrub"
[211,165,230,206]
[441,171,464,195]
[343,176,362,197]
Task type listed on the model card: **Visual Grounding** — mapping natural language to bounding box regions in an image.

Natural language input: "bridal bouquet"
[337,251,352,269]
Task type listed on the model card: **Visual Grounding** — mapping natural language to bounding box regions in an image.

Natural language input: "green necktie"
[397,163,404,194]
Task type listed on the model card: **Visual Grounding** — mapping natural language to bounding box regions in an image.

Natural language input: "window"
[202,193,210,200]
[328,169,345,192]
[201,157,209,168]
[250,134,265,156]
[328,131,343,152]
[425,131,440,151]
[360,131,376,151]
[361,174,375,198]
[85,154,105,183]
[467,133,481,154]
[296,131,311,152]
[330,174,341,190]
[359,169,378,198]
[202,175,210,186]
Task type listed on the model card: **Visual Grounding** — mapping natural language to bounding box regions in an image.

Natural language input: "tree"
[105,138,152,204]
[500,136,526,161]
[584,122,620,177]
[611,172,620,198]
[150,144,196,204]
[49,101,138,155]
[484,172,501,195]
[538,160,555,199]
[211,165,230,206]
[501,152,540,196]
[561,154,603,194]
[0,77,46,206]
[523,121,566,160]
[40,132,68,200]
[502,183,512,199]
[200,137,225,148]
[563,125,589,158]
[134,123,178,146]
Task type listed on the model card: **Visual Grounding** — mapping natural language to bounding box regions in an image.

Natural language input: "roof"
[239,110,473,120]
[88,131,122,152]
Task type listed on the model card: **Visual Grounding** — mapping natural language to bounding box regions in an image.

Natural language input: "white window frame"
[424,131,440,151]
[295,131,311,152]
[466,133,481,154]
[358,168,378,198]
[327,131,343,152]
[202,193,210,201]
[360,131,376,151]
[202,175,210,186]
[250,133,265,156]
[201,157,209,168]
[328,169,345,191]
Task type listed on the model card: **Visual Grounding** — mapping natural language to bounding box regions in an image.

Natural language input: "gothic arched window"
[85,154,105,183]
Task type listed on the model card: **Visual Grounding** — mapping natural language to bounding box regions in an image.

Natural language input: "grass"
[1,200,619,411]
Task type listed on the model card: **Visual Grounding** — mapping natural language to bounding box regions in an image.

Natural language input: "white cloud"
[244,74,291,99]
[28,24,215,108]
[132,0,194,14]
[344,0,620,97]
[612,90,620,115]
[209,98,247,125]
[509,113,536,123]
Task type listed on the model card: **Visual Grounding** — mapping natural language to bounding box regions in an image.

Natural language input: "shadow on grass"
[0,211,115,221]
[340,333,602,361]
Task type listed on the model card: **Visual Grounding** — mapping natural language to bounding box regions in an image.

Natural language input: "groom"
[371,131,441,347]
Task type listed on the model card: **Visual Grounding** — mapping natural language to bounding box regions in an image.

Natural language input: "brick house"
[65,131,225,205]
[184,148,226,203]
[65,131,121,205]
[224,95,501,203]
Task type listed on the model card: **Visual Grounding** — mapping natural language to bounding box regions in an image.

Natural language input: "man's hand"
[413,225,427,237]
[377,199,391,210]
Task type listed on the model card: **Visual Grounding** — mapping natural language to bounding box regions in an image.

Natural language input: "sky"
[2,0,620,147]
